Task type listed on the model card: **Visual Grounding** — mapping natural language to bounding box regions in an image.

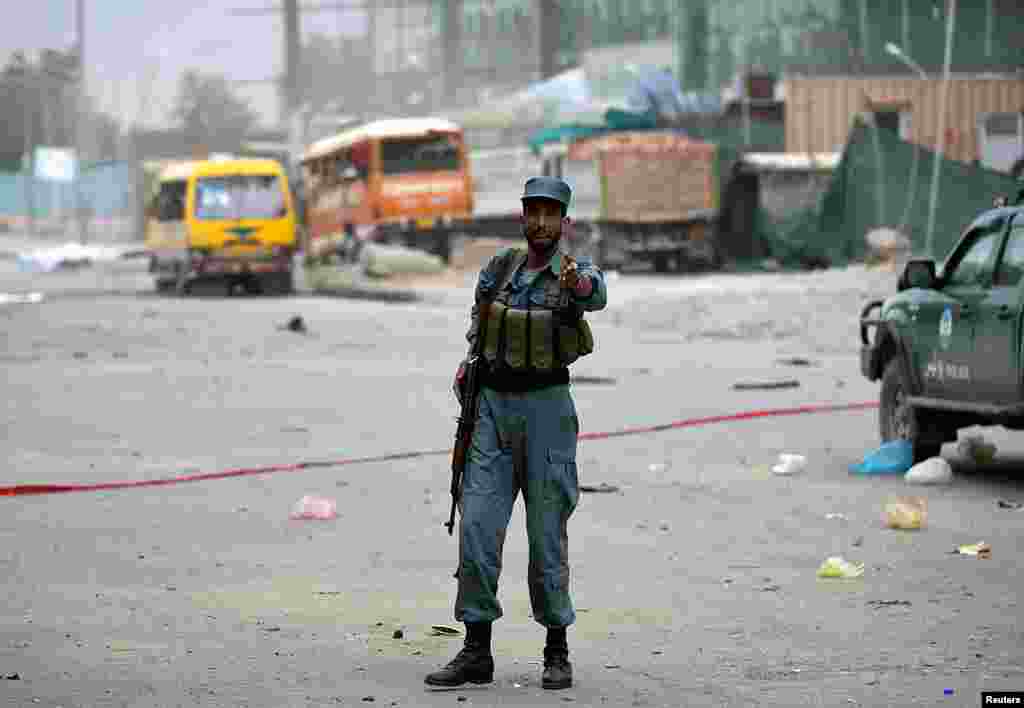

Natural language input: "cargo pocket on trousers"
[545,448,579,513]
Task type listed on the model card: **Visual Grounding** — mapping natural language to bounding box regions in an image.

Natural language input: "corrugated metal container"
[784,76,1024,165]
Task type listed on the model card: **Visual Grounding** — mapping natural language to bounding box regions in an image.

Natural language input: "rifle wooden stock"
[446,302,492,536]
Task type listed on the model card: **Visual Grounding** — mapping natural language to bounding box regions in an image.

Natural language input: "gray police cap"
[521,176,571,210]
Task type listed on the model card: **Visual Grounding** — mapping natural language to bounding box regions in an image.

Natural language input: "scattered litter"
[570,375,617,385]
[580,483,620,494]
[3,673,20,680]
[904,458,953,486]
[849,440,913,476]
[997,499,1023,510]
[816,556,865,579]
[957,435,997,464]
[953,542,991,559]
[392,629,403,639]
[866,600,911,608]
[262,625,281,633]
[361,697,375,703]
[289,495,338,520]
[884,496,927,530]
[776,357,817,367]
[647,462,670,473]
[772,453,807,476]
[279,315,308,334]
[760,584,781,592]
[429,625,461,636]
[15,242,126,272]
[0,292,44,306]
[732,379,800,391]
[825,513,848,521]
[603,664,621,669]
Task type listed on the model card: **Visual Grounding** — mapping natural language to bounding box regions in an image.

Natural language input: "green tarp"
[757,117,1023,268]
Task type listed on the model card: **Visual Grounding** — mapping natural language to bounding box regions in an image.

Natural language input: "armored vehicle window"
[995,222,1024,286]
[945,230,999,287]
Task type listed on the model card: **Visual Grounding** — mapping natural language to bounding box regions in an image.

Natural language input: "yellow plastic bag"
[955,542,992,558]
[816,556,865,579]
[884,496,927,529]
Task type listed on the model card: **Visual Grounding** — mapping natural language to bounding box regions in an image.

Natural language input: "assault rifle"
[446,302,492,535]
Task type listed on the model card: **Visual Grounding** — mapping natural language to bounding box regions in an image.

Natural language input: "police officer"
[425,177,607,690]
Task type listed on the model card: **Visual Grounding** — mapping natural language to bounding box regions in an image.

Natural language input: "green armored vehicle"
[860,201,1024,463]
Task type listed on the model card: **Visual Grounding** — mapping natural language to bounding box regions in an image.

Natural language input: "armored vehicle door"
[973,214,1024,403]
[925,220,1003,400]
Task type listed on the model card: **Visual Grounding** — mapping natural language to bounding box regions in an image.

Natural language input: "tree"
[171,70,257,152]
[0,49,83,169]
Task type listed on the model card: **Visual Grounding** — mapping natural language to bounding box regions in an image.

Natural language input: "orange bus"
[300,118,473,263]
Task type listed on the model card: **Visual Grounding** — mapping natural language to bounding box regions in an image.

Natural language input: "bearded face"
[523,198,564,256]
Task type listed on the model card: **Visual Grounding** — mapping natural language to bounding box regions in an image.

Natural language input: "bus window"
[380,134,460,175]
[194,175,287,220]
[156,180,187,222]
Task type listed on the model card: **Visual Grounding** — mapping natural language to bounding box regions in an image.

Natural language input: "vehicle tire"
[259,272,294,296]
[879,357,942,463]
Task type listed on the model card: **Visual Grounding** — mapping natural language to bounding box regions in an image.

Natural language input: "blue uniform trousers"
[454,384,580,628]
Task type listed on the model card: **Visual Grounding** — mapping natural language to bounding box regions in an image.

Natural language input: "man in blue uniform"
[425,176,607,691]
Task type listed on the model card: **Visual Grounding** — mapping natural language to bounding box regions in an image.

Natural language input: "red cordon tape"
[0,401,878,497]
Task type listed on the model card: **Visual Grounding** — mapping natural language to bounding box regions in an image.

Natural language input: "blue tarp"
[527,68,722,154]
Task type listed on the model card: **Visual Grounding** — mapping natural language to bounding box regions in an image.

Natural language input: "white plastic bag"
[290,495,338,520]
[904,458,953,485]
[772,453,806,476]
[957,435,997,464]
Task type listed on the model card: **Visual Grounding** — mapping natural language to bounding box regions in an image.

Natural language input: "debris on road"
[3,673,20,680]
[904,458,953,485]
[279,315,308,334]
[429,625,461,636]
[776,357,817,367]
[570,375,618,385]
[580,483,620,494]
[849,440,913,476]
[816,556,865,579]
[884,496,927,530]
[732,379,800,391]
[289,495,338,520]
[997,499,1023,510]
[866,600,911,608]
[0,292,44,306]
[957,435,997,464]
[15,242,128,273]
[772,453,806,476]
[953,542,992,559]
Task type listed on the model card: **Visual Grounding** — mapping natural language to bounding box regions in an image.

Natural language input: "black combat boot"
[424,621,494,687]
[541,627,573,690]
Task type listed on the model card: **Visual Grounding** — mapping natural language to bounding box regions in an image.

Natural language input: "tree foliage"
[171,70,257,151]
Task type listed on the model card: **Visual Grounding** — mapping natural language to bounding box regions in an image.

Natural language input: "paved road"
[2,256,1023,707]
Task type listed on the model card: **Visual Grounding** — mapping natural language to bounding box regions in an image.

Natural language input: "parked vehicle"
[145,157,298,295]
[860,202,1024,462]
[300,118,474,263]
